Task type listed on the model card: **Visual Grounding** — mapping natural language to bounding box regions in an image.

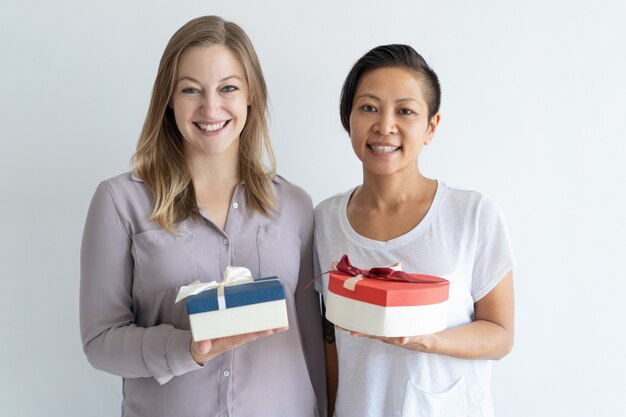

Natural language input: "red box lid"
[328,272,449,307]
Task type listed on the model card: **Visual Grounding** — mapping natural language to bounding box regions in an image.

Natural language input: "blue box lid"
[186,276,285,314]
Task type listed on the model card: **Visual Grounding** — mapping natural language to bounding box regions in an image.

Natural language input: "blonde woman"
[80,16,325,417]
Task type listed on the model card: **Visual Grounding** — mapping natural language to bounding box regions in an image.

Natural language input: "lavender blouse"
[80,172,325,417]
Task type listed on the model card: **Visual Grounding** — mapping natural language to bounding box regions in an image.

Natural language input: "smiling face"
[349,66,440,178]
[171,44,249,160]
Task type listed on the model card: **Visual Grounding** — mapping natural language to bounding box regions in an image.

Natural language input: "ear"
[424,113,441,146]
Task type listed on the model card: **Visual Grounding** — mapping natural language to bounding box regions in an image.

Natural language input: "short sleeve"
[471,196,516,301]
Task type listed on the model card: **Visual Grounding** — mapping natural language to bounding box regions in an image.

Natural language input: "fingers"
[333,323,420,348]
[346,330,412,346]
[191,326,288,364]
[213,327,289,351]
[235,326,287,342]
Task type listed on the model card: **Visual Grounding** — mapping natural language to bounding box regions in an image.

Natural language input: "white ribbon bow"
[175,266,254,309]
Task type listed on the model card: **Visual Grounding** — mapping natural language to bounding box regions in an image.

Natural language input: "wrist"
[406,333,437,353]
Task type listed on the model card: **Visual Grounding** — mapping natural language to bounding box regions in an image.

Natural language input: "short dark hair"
[339,44,441,133]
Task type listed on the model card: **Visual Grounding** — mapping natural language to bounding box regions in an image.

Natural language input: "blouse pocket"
[401,376,468,417]
[132,227,198,295]
[257,224,302,295]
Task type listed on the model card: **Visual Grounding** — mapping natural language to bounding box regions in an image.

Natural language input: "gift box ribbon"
[175,266,254,309]
[306,254,447,291]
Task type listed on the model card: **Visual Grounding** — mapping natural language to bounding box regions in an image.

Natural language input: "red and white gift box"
[324,256,450,337]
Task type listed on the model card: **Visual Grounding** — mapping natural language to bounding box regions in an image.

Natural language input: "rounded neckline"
[338,179,446,249]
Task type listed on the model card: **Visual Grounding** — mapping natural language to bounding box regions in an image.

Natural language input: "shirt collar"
[130,171,279,185]
[130,171,143,182]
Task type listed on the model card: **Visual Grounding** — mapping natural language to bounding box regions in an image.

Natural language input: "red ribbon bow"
[306,254,447,289]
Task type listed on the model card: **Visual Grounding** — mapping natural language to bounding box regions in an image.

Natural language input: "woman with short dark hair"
[315,44,515,416]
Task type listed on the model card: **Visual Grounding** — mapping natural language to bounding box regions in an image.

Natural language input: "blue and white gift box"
[176,266,288,341]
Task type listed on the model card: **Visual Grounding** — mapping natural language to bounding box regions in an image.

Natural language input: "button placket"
[217,351,233,415]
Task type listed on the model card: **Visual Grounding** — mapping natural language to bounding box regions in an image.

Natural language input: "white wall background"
[1,1,625,416]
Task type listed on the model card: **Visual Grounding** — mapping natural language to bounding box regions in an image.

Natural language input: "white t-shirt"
[314,181,515,417]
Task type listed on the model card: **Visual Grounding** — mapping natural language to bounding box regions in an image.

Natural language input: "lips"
[194,120,230,132]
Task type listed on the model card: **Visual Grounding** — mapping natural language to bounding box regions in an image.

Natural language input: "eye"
[181,87,201,94]
[398,108,415,116]
[221,85,239,93]
[359,104,377,113]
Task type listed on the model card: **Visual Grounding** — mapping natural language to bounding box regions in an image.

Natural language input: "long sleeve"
[79,182,200,385]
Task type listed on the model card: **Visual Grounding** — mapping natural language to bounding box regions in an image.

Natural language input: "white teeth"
[197,121,227,132]
[370,145,399,153]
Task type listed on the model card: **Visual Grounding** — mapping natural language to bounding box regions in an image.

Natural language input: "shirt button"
[223,370,230,377]
[221,412,228,417]
[232,202,239,209]
[223,238,229,246]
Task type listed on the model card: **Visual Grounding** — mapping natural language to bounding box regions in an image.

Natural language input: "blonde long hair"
[133,16,276,232]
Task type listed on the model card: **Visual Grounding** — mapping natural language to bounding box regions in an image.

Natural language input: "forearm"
[323,316,338,417]
[406,319,514,360]
[83,323,200,382]
[402,273,515,360]
[355,273,515,360]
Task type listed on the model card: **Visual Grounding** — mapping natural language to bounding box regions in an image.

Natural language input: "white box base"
[326,291,447,337]
[189,299,288,341]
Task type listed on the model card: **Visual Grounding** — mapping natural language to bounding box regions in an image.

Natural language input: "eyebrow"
[355,93,423,106]
[176,75,244,84]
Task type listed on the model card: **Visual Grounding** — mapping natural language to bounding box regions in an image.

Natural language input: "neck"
[356,166,434,211]
[186,148,240,192]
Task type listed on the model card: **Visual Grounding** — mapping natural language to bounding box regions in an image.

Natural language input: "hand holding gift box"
[176,266,289,341]
[319,255,449,337]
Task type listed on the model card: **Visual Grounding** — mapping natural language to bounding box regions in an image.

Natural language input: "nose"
[374,110,397,135]
[200,91,222,118]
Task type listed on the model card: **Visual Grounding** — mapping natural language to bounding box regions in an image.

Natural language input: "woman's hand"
[346,328,435,352]
[190,327,288,364]
[338,271,514,360]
